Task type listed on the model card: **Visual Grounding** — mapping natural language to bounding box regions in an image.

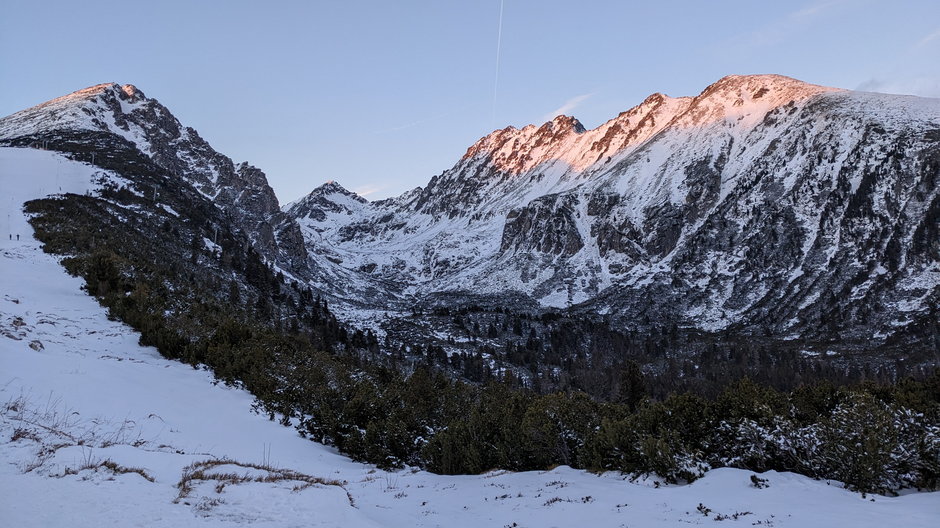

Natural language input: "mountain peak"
[293,180,368,208]
[36,82,148,109]
[639,92,668,105]
[543,114,586,133]
[697,74,838,104]
[313,180,357,196]
[0,81,160,144]
[462,115,586,163]
[285,180,368,221]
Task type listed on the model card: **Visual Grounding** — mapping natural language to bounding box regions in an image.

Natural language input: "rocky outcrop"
[501,194,584,256]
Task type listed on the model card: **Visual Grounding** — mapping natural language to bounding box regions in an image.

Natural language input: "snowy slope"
[3,147,940,526]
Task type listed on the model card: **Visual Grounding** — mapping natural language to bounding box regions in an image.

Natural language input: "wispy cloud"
[856,76,940,97]
[540,93,592,123]
[352,183,390,198]
[915,27,940,48]
[789,0,839,20]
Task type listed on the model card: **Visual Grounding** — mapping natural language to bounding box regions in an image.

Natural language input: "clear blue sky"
[2,1,938,203]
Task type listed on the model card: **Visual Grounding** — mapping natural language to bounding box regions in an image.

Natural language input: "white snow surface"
[2,146,939,526]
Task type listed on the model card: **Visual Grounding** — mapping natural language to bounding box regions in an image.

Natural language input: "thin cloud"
[541,93,592,123]
[789,0,839,20]
[856,76,940,97]
[353,183,390,198]
[915,27,940,48]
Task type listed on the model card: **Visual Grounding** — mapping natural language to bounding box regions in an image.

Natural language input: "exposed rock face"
[289,75,939,347]
[0,83,307,271]
[501,194,584,257]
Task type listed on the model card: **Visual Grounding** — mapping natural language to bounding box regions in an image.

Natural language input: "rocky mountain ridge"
[289,75,939,348]
[1,74,937,350]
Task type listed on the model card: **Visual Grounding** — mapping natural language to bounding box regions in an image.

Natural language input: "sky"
[2,0,939,203]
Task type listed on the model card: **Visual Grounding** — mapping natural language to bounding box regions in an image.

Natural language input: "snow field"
[2,147,938,526]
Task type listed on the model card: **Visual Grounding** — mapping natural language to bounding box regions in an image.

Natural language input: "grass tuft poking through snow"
[175,458,350,504]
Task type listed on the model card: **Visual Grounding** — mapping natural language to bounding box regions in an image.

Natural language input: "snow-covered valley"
[2,147,938,527]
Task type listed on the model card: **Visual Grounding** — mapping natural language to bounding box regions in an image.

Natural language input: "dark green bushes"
[273,352,940,494]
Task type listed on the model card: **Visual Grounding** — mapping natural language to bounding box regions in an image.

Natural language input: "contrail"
[492,0,505,129]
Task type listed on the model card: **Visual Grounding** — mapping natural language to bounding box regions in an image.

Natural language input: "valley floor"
[1,147,938,527]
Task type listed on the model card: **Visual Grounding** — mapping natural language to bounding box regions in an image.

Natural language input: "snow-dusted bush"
[816,393,940,494]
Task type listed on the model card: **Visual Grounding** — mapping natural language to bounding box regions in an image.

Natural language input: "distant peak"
[462,115,586,161]
[640,92,669,106]
[543,114,586,133]
[286,180,368,217]
[712,73,803,85]
[309,180,363,199]
[699,74,835,99]
[319,180,346,191]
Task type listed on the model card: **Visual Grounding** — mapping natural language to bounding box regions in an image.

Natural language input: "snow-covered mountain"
[0,83,308,271]
[1,75,937,348]
[288,75,940,347]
